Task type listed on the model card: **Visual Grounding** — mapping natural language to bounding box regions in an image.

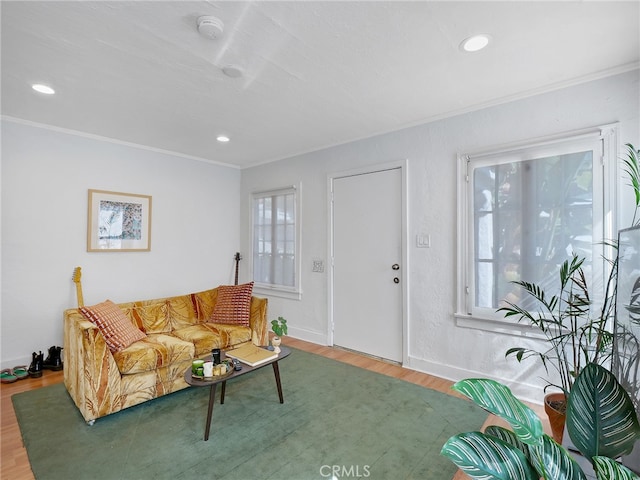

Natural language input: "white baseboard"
[405,354,543,405]
[286,327,329,346]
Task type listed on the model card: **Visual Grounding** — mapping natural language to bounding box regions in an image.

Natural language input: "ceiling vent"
[222,65,243,78]
[197,15,224,40]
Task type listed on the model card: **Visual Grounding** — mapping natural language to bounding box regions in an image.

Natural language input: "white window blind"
[252,187,300,296]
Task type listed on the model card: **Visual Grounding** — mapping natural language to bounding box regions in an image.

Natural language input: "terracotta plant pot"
[544,392,567,444]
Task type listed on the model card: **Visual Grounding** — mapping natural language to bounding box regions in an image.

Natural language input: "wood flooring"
[1,337,548,480]
[1,368,64,480]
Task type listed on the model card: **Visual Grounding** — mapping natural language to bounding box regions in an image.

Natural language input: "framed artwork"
[87,189,152,252]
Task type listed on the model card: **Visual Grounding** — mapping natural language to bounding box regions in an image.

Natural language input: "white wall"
[240,70,640,403]
[1,119,242,369]
[2,71,638,401]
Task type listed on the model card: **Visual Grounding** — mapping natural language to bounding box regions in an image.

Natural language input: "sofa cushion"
[113,334,194,375]
[172,324,225,357]
[172,324,247,357]
[128,301,170,334]
[191,289,218,323]
[119,369,157,396]
[168,294,199,329]
[79,300,146,353]
[211,323,252,346]
[209,282,253,326]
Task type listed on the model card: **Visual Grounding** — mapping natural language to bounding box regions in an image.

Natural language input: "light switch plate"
[416,234,430,248]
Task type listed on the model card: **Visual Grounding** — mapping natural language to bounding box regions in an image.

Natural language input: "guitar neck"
[234,252,241,285]
[76,284,84,308]
[72,267,85,308]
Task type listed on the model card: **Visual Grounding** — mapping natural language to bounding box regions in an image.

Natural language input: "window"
[252,186,300,298]
[457,126,617,324]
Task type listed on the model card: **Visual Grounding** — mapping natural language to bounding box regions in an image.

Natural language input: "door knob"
[392,264,400,270]
[393,277,400,283]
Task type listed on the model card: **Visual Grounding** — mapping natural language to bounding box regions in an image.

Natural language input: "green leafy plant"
[271,317,288,337]
[499,144,640,397]
[499,254,613,396]
[623,143,640,227]
[441,364,640,479]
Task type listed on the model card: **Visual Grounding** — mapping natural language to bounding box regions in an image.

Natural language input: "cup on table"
[212,348,221,365]
[192,359,204,375]
[203,361,214,377]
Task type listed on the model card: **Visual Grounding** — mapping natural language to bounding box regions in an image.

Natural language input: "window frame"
[251,185,302,300]
[456,125,618,331]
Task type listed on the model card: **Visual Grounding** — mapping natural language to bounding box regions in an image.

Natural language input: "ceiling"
[2,1,639,168]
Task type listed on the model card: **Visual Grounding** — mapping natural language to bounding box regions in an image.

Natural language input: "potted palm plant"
[498,143,640,443]
[498,254,613,442]
[441,363,640,479]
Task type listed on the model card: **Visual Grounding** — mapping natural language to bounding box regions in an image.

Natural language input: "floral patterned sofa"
[63,284,267,424]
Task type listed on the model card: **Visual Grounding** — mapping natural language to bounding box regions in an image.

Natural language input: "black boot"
[43,346,63,371]
[28,351,43,378]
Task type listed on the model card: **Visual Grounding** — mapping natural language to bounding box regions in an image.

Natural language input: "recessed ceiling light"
[216,135,230,143]
[32,83,55,94]
[460,34,491,52]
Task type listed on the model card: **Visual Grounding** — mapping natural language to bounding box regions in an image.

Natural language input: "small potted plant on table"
[271,317,288,353]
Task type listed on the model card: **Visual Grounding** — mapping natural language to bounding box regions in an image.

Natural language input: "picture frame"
[87,189,152,252]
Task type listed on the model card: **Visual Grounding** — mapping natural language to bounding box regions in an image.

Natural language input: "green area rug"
[13,348,484,480]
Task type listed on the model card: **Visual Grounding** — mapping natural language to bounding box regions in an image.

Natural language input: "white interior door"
[331,167,403,363]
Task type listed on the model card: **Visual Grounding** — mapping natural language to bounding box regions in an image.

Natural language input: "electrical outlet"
[312,259,324,273]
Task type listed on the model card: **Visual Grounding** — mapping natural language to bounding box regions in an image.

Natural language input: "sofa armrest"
[249,296,269,346]
[63,309,123,423]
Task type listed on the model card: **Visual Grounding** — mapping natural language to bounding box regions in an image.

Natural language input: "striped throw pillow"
[80,300,146,353]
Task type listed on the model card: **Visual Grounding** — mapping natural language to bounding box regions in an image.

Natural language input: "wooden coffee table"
[184,346,291,441]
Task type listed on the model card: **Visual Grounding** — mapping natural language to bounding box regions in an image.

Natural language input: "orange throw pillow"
[209,282,254,327]
[80,300,146,353]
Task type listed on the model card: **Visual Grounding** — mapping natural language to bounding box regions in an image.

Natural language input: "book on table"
[225,343,278,367]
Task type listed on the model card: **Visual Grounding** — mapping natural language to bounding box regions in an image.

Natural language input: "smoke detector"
[197,15,224,39]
